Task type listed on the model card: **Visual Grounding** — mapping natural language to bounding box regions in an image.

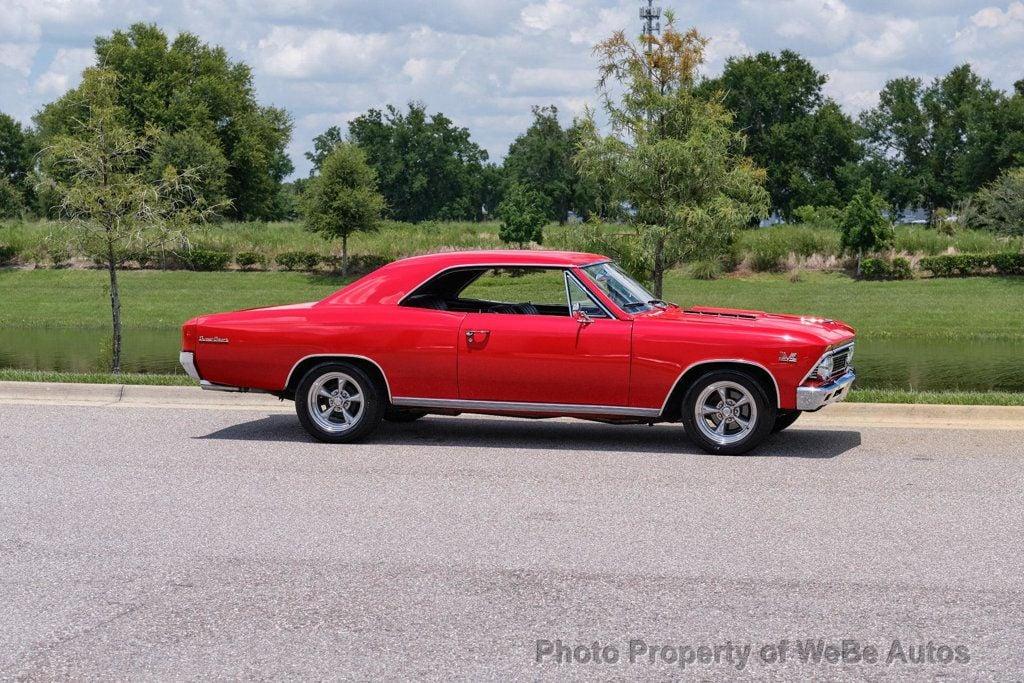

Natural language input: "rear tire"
[772,410,802,433]
[295,362,384,443]
[681,370,775,455]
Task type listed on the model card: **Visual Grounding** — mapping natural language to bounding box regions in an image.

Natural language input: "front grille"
[830,345,852,378]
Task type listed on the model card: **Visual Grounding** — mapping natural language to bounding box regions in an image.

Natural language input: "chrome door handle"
[465,330,489,342]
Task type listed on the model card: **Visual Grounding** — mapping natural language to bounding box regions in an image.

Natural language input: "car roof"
[389,250,608,268]
[322,249,611,307]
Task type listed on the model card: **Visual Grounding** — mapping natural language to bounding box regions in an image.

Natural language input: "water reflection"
[1,327,1022,392]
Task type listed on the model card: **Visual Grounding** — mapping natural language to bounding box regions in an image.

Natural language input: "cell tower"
[640,0,662,49]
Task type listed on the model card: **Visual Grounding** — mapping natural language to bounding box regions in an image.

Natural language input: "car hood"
[643,305,856,345]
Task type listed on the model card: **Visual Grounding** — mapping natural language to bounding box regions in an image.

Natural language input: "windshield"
[582,262,660,313]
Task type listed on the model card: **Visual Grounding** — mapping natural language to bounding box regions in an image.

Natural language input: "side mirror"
[573,309,594,326]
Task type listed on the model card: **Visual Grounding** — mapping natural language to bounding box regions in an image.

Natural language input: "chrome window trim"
[659,359,782,413]
[392,396,660,418]
[564,270,614,319]
[800,341,856,385]
[283,354,393,401]
[398,261,599,308]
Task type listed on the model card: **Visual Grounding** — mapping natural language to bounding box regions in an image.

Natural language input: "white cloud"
[1,0,1021,174]
[34,47,93,95]
[257,28,390,80]
[0,42,37,76]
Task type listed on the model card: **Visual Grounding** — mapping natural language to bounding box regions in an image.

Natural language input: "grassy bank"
[0,369,1021,406]
[2,268,1022,340]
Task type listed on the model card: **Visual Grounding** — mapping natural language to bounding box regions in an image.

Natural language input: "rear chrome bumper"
[179,351,201,381]
[796,370,856,411]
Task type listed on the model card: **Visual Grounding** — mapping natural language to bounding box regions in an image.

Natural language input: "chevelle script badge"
[198,336,229,344]
[778,352,798,363]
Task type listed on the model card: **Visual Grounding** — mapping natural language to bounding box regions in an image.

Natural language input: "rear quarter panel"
[194,304,464,398]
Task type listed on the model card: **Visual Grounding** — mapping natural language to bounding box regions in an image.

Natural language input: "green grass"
[665,271,1024,340]
[2,269,1023,342]
[0,269,346,329]
[0,369,193,385]
[848,389,1024,406]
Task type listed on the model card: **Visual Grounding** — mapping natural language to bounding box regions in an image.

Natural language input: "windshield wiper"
[647,299,670,308]
[621,301,647,310]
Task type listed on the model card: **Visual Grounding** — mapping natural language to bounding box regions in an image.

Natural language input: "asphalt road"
[1,400,1023,680]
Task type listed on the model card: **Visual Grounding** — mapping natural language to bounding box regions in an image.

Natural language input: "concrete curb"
[0,381,286,410]
[1,380,1023,428]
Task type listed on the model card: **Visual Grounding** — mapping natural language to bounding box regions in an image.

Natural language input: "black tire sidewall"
[681,370,776,455]
[295,362,384,443]
[384,408,428,423]
[772,410,802,434]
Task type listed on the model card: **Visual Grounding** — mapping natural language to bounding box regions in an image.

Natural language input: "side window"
[566,274,609,318]
[459,268,567,308]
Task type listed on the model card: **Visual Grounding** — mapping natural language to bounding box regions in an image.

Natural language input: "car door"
[457,269,632,407]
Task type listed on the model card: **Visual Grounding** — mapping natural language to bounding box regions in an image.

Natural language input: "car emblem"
[198,336,229,344]
[778,352,798,363]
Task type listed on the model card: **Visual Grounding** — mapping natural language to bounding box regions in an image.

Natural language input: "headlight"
[815,355,834,380]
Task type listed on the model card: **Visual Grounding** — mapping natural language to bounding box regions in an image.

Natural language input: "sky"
[2,0,1024,177]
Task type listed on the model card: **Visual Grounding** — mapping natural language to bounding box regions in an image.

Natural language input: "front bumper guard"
[796,370,856,412]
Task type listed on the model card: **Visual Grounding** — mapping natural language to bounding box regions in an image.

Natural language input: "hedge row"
[918,253,1024,277]
[85,249,390,273]
[860,257,913,280]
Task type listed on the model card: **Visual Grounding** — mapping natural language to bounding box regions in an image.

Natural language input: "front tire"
[772,410,802,433]
[295,362,384,443]
[681,370,775,455]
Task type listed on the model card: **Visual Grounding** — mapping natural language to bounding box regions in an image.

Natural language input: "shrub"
[841,182,894,256]
[916,253,1020,277]
[0,244,16,265]
[749,240,787,272]
[687,259,723,280]
[183,247,231,272]
[990,252,1024,275]
[792,205,843,229]
[276,250,322,271]
[236,251,267,270]
[968,168,1024,236]
[860,257,913,280]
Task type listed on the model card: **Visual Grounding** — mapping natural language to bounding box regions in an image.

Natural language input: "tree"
[35,23,293,220]
[305,125,344,175]
[347,103,488,222]
[840,181,894,273]
[302,143,385,277]
[702,50,862,217]
[962,167,1024,236]
[0,112,39,213]
[860,65,1007,221]
[576,12,769,297]
[504,106,575,223]
[497,184,547,247]
[41,69,216,372]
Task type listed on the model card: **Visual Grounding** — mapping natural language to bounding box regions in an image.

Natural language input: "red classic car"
[180,250,856,454]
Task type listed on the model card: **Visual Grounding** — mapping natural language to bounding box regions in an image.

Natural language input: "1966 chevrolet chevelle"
[180,250,856,454]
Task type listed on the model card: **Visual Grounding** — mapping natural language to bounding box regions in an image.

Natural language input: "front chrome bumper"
[796,370,856,411]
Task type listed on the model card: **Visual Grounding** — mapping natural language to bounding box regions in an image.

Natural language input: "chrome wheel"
[307,372,365,434]
[694,381,758,446]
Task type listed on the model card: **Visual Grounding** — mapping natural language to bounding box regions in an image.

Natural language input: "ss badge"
[778,352,798,364]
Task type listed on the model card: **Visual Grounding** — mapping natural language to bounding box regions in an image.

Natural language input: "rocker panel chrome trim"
[392,396,661,418]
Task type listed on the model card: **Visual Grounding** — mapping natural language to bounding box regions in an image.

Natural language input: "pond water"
[1,327,1022,392]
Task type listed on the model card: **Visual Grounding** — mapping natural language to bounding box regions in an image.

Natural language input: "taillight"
[181,319,198,352]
